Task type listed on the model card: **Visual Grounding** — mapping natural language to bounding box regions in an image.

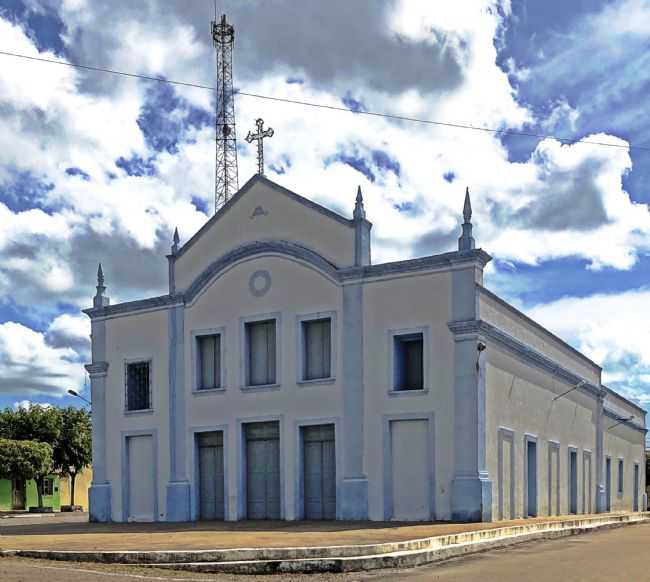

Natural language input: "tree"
[53,407,92,507]
[0,405,62,508]
[0,438,54,508]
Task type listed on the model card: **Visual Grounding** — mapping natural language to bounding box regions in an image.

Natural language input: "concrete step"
[3,512,648,574]
[143,514,650,574]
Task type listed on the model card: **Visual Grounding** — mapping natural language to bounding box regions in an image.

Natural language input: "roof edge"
[174,175,357,260]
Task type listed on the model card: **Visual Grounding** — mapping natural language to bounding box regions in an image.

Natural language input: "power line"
[1,49,649,153]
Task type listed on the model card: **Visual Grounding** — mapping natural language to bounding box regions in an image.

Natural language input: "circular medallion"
[249,270,271,297]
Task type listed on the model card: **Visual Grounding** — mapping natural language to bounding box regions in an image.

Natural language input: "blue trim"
[186,241,339,303]
[382,412,436,521]
[121,429,159,522]
[88,483,112,522]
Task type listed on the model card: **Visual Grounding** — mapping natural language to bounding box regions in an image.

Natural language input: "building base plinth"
[88,483,112,522]
[340,478,368,520]
[166,481,191,522]
[451,476,492,522]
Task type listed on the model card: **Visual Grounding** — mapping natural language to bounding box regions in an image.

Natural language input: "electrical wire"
[0,49,648,153]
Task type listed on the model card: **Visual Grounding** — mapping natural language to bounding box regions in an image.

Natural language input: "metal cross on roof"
[246,118,274,175]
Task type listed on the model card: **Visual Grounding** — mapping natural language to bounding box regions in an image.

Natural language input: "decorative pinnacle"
[353,185,366,220]
[93,262,110,308]
[463,186,472,223]
[171,227,180,254]
[458,187,475,251]
[97,263,104,288]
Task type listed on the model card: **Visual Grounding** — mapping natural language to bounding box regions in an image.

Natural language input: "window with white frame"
[126,361,151,411]
[42,478,54,496]
[246,319,276,386]
[197,334,221,390]
[302,318,332,380]
[618,459,624,494]
[393,332,424,390]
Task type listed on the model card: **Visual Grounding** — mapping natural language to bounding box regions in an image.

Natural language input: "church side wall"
[485,342,599,519]
[174,181,356,292]
[603,423,646,512]
[478,288,600,384]
[103,309,169,522]
[363,270,456,521]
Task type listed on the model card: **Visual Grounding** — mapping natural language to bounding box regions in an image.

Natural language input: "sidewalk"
[0,512,642,552]
[1,513,647,575]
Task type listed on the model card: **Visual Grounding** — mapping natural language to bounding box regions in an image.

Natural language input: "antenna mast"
[212,13,238,213]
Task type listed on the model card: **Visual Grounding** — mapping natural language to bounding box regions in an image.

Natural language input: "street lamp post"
[67,389,91,406]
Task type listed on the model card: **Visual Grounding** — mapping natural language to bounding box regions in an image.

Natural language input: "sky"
[0,0,649,426]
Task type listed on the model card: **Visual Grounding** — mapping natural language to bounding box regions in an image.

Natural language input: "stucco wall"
[104,308,169,521]
[183,254,343,520]
[363,269,456,520]
[478,288,600,384]
[603,422,646,512]
[174,180,356,293]
[485,342,600,519]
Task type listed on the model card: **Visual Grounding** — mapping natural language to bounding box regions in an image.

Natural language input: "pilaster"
[166,303,191,521]
[595,390,606,512]
[85,323,112,522]
[341,283,368,519]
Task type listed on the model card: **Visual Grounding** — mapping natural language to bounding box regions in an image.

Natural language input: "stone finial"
[171,227,180,255]
[353,185,366,220]
[93,263,110,308]
[458,187,476,251]
[463,186,472,223]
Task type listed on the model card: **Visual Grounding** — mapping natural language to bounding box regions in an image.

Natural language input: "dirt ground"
[0,522,648,581]
[0,512,627,551]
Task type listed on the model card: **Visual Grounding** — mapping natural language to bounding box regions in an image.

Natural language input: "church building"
[84,175,647,522]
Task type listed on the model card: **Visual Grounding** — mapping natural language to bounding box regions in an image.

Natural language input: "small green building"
[0,476,61,511]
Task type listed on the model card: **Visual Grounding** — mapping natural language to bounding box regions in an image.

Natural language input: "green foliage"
[0,438,53,481]
[53,407,92,476]
[0,404,62,444]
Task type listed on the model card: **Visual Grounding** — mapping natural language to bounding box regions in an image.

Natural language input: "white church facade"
[84,175,647,523]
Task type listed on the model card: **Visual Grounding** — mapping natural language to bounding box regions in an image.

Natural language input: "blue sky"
[0,0,649,426]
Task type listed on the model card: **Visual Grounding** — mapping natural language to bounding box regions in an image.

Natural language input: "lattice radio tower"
[212,13,238,213]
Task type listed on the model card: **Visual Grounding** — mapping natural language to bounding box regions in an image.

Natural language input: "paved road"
[0,523,649,581]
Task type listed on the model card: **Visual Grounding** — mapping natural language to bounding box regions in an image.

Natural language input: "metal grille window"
[303,318,331,380]
[246,320,276,386]
[393,333,424,390]
[198,334,221,389]
[126,361,151,411]
[42,478,54,496]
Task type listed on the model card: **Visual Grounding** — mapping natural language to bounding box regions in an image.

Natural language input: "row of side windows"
[124,318,427,411]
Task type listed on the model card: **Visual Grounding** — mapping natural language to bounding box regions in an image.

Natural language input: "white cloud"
[0,321,85,396]
[526,289,650,409]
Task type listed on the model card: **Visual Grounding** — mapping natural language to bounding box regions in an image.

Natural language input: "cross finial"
[93,263,110,308]
[353,185,366,220]
[463,186,472,223]
[458,186,475,251]
[245,118,274,175]
[171,227,180,254]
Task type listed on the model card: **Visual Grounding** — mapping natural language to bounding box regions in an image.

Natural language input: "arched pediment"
[183,240,340,303]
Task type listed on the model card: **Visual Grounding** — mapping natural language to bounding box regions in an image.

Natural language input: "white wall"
[103,308,169,521]
[174,180,356,293]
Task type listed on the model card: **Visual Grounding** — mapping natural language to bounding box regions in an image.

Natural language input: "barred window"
[198,334,221,390]
[126,361,151,411]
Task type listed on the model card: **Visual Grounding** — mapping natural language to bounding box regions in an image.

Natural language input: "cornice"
[448,318,602,398]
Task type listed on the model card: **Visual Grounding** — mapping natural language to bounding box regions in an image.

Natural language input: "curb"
[2,513,648,574]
